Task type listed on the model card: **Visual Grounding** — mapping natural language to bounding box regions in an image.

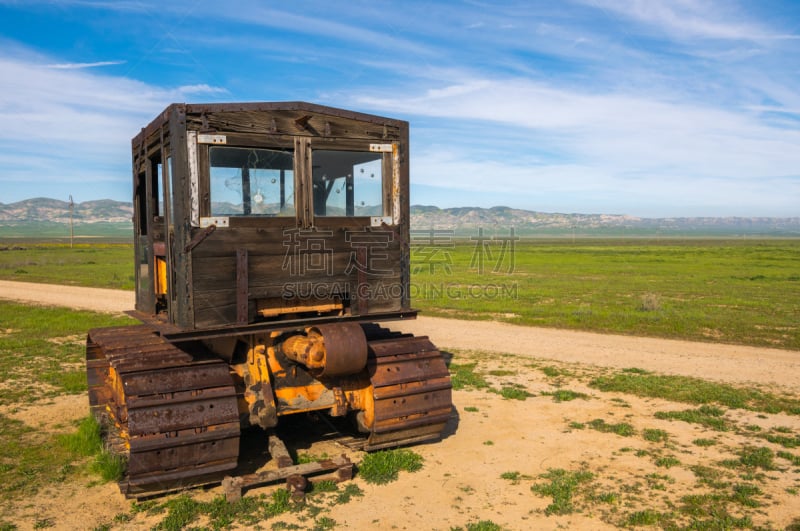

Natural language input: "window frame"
[196,136,396,227]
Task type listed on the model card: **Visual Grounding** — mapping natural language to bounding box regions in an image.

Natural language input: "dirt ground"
[1,280,799,530]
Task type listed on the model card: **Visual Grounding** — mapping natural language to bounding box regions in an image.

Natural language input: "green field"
[0,243,134,290]
[411,239,800,350]
[0,221,132,241]
[1,239,798,350]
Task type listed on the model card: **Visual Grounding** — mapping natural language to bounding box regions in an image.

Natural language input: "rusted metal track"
[86,325,240,498]
[85,323,450,499]
[362,326,453,450]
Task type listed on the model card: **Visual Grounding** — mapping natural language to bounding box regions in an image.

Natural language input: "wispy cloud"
[0,0,151,12]
[45,60,127,69]
[212,3,434,57]
[582,0,765,39]
[353,72,800,216]
[0,51,228,192]
[579,0,798,41]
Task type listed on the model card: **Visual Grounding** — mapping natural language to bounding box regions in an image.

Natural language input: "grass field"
[411,238,800,350]
[0,301,133,514]
[0,243,134,290]
[1,239,798,350]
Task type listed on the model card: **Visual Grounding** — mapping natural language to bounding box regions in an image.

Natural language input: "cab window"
[311,150,383,217]
[209,147,295,216]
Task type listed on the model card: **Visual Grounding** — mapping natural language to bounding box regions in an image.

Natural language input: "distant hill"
[409,205,800,236]
[0,198,132,223]
[1,198,798,237]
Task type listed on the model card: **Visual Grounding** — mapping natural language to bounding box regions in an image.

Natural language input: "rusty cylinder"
[280,322,368,377]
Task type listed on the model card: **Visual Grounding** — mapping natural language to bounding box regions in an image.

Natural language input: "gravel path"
[1,279,796,388]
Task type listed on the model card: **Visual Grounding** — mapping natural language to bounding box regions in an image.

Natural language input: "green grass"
[0,413,125,504]
[450,521,504,531]
[587,418,635,437]
[625,509,671,527]
[737,446,776,470]
[358,449,424,484]
[90,450,126,482]
[690,465,729,489]
[144,490,295,531]
[0,221,131,240]
[410,239,800,350]
[654,456,681,469]
[494,386,532,400]
[591,372,800,415]
[530,468,594,515]
[487,369,515,376]
[654,405,732,431]
[334,483,364,504]
[678,492,754,529]
[0,301,133,405]
[449,362,490,391]
[436,348,800,528]
[777,451,800,467]
[762,431,800,448]
[121,481,364,531]
[4,239,800,349]
[542,389,589,402]
[449,360,533,399]
[643,428,669,443]
[57,416,102,456]
[0,302,134,504]
[0,243,134,290]
[540,365,574,378]
[0,415,71,501]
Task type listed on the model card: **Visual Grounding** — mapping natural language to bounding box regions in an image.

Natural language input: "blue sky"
[0,0,798,217]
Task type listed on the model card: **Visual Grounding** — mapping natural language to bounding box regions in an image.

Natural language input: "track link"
[86,325,240,498]
[362,325,453,450]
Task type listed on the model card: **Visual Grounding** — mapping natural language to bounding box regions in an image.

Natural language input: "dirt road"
[2,280,799,530]
[1,280,796,388]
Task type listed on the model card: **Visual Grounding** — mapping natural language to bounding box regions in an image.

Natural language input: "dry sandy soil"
[1,280,799,530]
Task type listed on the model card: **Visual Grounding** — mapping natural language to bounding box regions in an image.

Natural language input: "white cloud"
[0,51,228,198]
[45,60,127,69]
[213,3,433,57]
[578,0,788,41]
[354,74,800,216]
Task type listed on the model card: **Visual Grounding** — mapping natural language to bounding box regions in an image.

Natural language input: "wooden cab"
[131,102,413,333]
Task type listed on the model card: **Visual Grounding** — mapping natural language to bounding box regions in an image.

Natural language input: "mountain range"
[1,198,798,236]
[0,198,133,224]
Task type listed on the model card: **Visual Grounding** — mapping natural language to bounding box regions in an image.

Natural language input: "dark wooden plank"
[236,248,248,324]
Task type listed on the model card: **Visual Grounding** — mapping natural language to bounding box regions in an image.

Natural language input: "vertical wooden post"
[236,248,249,324]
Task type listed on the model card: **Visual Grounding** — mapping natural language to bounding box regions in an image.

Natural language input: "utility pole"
[69,195,74,249]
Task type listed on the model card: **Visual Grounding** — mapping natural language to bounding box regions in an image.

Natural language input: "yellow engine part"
[154,256,168,295]
[232,332,374,430]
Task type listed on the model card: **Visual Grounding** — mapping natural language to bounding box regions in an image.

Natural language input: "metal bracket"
[184,224,216,253]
